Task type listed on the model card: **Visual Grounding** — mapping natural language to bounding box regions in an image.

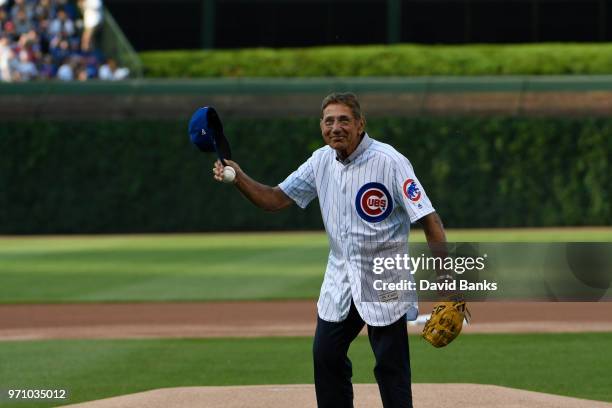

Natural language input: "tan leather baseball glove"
[422,297,471,348]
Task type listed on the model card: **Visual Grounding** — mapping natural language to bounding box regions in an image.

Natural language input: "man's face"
[320,103,364,157]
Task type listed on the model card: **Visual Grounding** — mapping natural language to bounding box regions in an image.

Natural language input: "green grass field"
[0,333,610,408]
[0,229,610,303]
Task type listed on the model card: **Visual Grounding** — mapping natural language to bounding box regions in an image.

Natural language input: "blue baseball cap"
[188,106,232,162]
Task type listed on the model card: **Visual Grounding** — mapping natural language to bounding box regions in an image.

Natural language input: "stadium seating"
[0,0,128,81]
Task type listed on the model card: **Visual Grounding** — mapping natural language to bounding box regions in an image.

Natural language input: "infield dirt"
[0,301,611,340]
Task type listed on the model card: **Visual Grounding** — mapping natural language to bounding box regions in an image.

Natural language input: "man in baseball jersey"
[213,92,448,407]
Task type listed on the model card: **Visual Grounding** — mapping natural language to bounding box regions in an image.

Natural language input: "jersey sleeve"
[394,156,435,223]
[278,157,317,209]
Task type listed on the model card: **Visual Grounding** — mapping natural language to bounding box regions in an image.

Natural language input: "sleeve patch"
[402,178,422,202]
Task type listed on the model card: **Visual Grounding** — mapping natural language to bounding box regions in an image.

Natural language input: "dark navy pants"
[312,300,412,408]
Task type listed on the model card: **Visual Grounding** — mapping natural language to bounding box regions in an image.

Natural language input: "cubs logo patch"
[355,182,393,222]
[403,178,421,202]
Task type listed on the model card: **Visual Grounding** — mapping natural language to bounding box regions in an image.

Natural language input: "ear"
[358,117,365,134]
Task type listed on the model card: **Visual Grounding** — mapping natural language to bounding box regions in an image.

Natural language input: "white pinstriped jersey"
[279,134,435,326]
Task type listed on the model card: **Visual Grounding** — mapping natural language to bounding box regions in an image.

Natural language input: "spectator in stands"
[68,54,91,81]
[35,14,50,51]
[10,0,33,21]
[3,18,16,41]
[56,0,78,20]
[98,57,128,81]
[49,33,71,65]
[56,55,74,81]
[34,0,55,21]
[17,29,41,60]
[78,0,102,52]
[49,8,75,38]
[0,8,8,35]
[0,0,125,81]
[76,65,87,80]
[13,8,32,36]
[0,35,15,81]
[14,48,37,80]
[82,52,98,77]
[38,53,54,78]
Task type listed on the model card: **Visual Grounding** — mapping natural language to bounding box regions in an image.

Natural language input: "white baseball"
[222,166,236,183]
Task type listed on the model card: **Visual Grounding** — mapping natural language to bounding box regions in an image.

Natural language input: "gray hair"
[320,92,364,121]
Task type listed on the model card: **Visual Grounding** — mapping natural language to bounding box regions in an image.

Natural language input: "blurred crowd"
[0,0,129,82]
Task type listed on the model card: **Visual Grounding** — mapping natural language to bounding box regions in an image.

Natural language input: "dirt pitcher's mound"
[60,384,612,408]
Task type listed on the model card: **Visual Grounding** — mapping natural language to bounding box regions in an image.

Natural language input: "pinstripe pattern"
[279,134,435,326]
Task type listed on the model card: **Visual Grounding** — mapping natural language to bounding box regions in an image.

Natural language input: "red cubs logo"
[403,178,421,202]
[355,182,393,222]
[361,189,387,215]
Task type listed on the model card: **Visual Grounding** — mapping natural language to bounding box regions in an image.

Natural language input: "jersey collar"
[336,133,373,165]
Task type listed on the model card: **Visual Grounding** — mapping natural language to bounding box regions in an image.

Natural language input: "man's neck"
[336,148,351,161]
[336,134,365,161]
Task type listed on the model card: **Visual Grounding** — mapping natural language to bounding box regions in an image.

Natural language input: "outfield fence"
[2,76,612,119]
[1,117,609,233]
